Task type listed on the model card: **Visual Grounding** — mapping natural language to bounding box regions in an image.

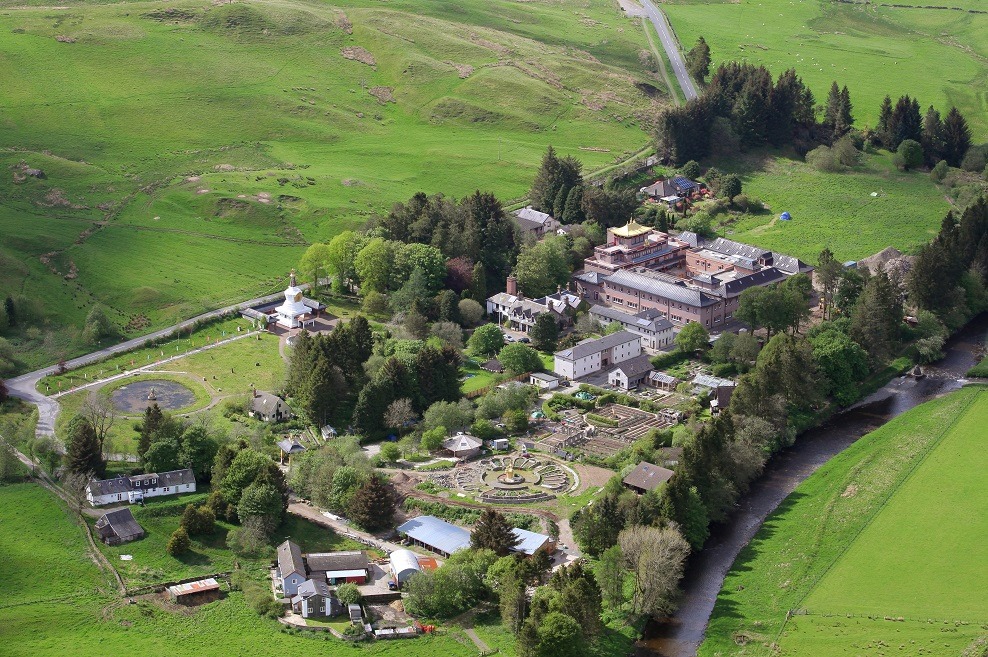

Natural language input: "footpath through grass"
[698,384,988,657]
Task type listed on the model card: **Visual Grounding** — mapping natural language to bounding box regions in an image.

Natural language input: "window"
[163,487,170,492]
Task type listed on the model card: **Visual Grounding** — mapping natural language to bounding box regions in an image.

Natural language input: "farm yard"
[698,385,988,657]
[663,0,988,139]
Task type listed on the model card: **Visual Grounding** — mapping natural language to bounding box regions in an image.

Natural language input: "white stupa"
[275,269,308,329]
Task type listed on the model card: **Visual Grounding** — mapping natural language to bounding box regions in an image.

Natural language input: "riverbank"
[638,313,988,657]
[698,383,988,656]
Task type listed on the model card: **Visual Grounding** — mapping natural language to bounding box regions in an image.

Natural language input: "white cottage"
[86,468,196,507]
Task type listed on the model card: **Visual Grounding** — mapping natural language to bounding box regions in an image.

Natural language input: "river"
[637,314,988,657]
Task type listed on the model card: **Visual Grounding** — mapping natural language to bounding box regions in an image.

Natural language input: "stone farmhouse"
[553,330,641,381]
[86,468,196,506]
[486,275,583,333]
[573,222,812,330]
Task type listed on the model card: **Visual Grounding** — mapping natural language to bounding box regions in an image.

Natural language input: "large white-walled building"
[553,331,641,380]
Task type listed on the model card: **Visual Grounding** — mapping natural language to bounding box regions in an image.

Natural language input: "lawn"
[663,0,988,138]
[48,329,283,453]
[698,384,988,657]
[0,0,661,372]
[967,355,988,377]
[715,150,950,262]
[0,482,484,657]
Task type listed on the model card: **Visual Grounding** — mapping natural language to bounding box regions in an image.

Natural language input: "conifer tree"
[66,416,104,477]
[529,146,562,212]
[470,508,521,556]
[347,475,397,530]
[942,107,972,168]
[137,403,164,461]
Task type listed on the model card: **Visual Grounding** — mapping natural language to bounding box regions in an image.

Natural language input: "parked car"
[504,334,516,343]
[519,337,531,343]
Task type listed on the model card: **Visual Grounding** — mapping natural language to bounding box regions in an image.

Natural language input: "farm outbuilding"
[396,515,471,557]
[306,551,370,585]
[389,549,423,585]
[442,433,483,459]
[167,578,221,606]
[510,528,556,556]
[94,508,144,545]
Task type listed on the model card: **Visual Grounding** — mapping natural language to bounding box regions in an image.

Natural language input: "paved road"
[641,0,698,101]
[5,285,307,438]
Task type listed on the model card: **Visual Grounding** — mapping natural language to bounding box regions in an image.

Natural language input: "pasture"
[0,482,482,657]
[663,0,988,138]
[0,0,659,370]
[697,385,988,657]
[719,150,950,262]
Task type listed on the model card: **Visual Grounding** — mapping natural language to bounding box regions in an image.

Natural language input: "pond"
[111,379,197,413]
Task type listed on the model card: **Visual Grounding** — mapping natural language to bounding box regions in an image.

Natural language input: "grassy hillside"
[663,0,988,139]
[0,0,661,369]
[697,385,988,657]
[0,482,484,657]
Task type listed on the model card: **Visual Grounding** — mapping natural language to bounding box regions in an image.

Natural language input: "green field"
[698,385,988,657]
[0,482,484,657]
[718,150,950,262]
[664,0,988,138]
[0,0,660,369]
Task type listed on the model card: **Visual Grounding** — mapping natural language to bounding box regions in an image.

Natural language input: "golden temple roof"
[610,219,651,238]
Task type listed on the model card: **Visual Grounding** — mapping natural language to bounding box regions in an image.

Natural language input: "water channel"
[638,314,988,657]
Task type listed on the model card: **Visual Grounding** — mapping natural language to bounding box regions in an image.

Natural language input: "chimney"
[557,284,562,294]
[506,275,518,296]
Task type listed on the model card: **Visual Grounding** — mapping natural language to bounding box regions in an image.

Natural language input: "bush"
[336,582,362,606]
[361,291,388,315]
[806,145,841,172]
[930,160,949,183]
[166,527,191,556]
[650,350,688,369]
[180,504,216,536]
[961,144,987,172]
[893,139,923,171]
[233,571,284,619]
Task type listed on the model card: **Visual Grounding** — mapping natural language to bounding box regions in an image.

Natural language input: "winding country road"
[640,0,698,101]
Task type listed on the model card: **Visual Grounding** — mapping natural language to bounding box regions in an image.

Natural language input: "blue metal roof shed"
[511,528,553,556]
[396,516,471,557]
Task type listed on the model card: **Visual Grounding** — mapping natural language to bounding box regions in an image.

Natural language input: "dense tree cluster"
[656,63,818,163]
[876,96,971,168]
[373,191,519,296]
[528,146,638,228]
[284,316,373,428]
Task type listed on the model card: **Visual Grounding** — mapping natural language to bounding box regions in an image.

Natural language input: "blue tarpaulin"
[779,211,792,221]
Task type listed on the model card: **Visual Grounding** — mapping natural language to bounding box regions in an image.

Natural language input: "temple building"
[583,220,692,276]
[241,270,326,329]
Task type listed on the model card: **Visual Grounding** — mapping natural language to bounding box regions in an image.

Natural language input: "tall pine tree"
[67,416,104,477]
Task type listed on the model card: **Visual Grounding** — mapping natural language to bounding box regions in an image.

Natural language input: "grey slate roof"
[252,391,291,417]
[623,461,674,492]
[772,253,814,275]
[88,469,195,497]
[610,354,654,379]
[589,304,674,333]
[554,330,640,361]
[718,267,788,297]
[677,231,700,247]
[295,578,332,599]
[306,551,368,574]
[88,476,131,497]
[705,237,772,261]
[95,508,144,540]
[277,438,306,455]
[573,271,604,285]
[604,269,719,307]
[278,540,306,577]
